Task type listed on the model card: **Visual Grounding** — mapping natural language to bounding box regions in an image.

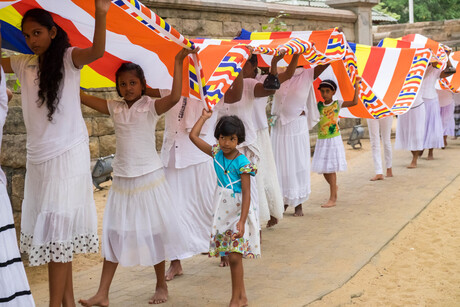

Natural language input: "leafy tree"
[378,0,460,23]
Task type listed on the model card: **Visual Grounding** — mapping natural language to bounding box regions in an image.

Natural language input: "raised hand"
[201,108,213,120]
[95,0,111,15]
[175,46,200,62]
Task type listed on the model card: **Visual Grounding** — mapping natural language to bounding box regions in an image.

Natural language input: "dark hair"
[22,8,70,121]
[318,79,337,92]
[115,62,147,97]
[214,115,246,144]
[247,54,258,67]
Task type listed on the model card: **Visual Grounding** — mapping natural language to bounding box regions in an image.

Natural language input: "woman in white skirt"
[214,52,298,227]
[271,64,328,216]
[160,94,217,277]
[421,63,456,159]
[2,3,109,306]
[366,117,394,181]
[395,92,426,168]
[0,68,34,306]
[79,49,196,306]
[437,89,455,147]
[249,71,284,228]
[312,78,360,208]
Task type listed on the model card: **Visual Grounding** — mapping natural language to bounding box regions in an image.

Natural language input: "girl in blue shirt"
[190,110,260,307]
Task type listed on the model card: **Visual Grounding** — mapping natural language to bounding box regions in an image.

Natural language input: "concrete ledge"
[144,0,357,22]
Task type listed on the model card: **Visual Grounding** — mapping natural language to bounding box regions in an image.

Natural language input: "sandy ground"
[309,173,460,306]
[17,137,460,306]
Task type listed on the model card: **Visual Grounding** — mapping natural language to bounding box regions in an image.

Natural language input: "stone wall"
[373,19,460,47]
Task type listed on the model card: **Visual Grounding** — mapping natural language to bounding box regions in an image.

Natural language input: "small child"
[311,77,361,208]
[78,47,197,306]
[190,111,260,307]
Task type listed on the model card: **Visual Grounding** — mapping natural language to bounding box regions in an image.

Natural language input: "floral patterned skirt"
[209,186,260,258]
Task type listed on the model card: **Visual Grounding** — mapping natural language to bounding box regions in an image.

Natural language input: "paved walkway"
[28,138,460,306]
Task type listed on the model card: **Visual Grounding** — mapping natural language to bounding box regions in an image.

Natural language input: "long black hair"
[22,8,70,121]
[115,62,147,97]
[214,115,246,144]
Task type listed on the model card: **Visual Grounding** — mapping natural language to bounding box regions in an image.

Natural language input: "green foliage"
[262,12,289,32]
[380,0,460,23]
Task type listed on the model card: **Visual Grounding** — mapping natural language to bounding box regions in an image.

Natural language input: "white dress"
[102,97,193,266]
[271,68,318,206]
[422,66,444,149]
[10,48,98,266]
[162,96,217,256]
[252,75,284,220]
[437,89,455,137]
[0,68,35,306]
[395,88,426,151]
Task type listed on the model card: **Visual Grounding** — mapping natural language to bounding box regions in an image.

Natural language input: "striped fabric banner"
[438,51,460,93]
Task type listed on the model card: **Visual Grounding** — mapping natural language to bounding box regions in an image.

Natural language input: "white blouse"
[215,78,258,148]
[272,68,315,126]
[252,74,269,131]
[161,96,215,169]
[10,47,88,164]
[107,96,163,177]
[422,66,442,100]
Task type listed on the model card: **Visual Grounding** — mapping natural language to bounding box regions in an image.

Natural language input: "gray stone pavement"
[29,138,460,306]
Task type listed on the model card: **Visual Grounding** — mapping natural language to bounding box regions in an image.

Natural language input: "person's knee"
[228,253,242,266]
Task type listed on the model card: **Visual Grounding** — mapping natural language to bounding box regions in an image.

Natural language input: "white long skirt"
[312,135,347,174]
[255,128,284,220]
[271,116,311,207]
[239,145,264,227]
[165,159,216,257]
[20,140,98,266]
[0,184,35,306]
[440,103,455,136]
[395,103,426,151]
[103,169,194,266]
[423,98,444,149]
[209,186,260,259]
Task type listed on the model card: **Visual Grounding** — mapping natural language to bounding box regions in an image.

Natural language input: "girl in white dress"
[190,111,260,307]
[0,63,35,306]
[2,3,109,306]
[78,48,197,306]
[311,78,361,208]
[437,89,455,147]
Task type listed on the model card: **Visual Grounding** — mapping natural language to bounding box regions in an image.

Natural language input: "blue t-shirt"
[211,144,257,193]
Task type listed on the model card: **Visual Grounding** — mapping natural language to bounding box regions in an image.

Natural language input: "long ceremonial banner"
[0,0,348,110]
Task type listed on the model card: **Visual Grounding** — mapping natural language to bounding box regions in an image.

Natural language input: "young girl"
[78,48,196,306]
[311,78,361,208]
[190,111,260,307]
[1,3,109,306]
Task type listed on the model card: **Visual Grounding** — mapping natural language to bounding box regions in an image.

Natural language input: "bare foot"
[266,215,278,228]
[370,174,384,181]
[165,260,183,281]
[321,200,336,208]
[78,293,109,307]
[386,168,393,177]
[427,156,434,160]
[240,297,249,307]
[284,204,288,212]
[293,204,303,216]
[148,286,168,304]
[407,162,417,169]
[219,256,229,267]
